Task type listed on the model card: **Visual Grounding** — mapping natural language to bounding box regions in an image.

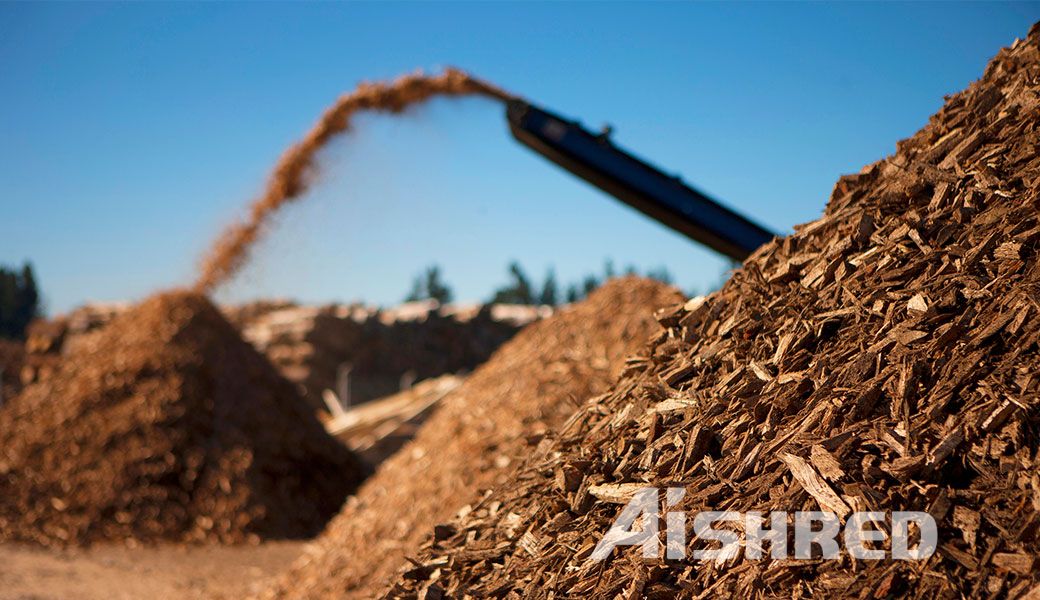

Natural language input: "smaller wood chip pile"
[261,277,683,599]
[386,27,1040,599]
[0,291,367,547]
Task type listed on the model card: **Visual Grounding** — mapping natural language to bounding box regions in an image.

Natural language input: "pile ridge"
[262,277,684,599]
[388,27,1040,599]
[0,291,367,547]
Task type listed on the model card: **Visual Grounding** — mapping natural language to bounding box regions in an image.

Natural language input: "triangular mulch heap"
[0,291,367,547]
[387,27,1040,599]
[261,277,683,599]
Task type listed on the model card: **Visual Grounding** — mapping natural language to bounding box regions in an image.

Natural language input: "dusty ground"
[0,541,305,599]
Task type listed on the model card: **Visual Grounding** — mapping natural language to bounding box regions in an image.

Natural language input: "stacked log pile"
[261,277,683,599]
[237,301,540,411]
[327,374,465,466]
[385,27,1040,599]
[238,305,365,410]
[0,291,367,547]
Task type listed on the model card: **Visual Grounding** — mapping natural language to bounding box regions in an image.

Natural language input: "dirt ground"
[0,540,305,599]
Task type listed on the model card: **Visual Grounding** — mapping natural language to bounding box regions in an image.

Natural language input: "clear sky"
[1,2,1036,314]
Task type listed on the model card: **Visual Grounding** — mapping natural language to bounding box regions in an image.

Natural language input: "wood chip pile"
[0,291,367,547]
[261,277,683,599]
[386,28,1040,599]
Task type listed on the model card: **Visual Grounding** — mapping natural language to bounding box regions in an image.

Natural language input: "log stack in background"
[234,300,544,412]
[327,373,466,467]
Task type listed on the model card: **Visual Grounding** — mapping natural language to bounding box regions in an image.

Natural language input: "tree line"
[0,262,40,340]
[405,260,675,306]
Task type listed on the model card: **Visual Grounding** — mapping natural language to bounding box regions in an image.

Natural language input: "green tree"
[646,266,674,285]
[16,263,39,329]
[491,261,535,305]
[539,268,559,306]
[424,266,453,304]
[0,270,14,338]
[404,265,453,304]
[581,274,599,297]
[0,262,41,340]
[404,277,424,303]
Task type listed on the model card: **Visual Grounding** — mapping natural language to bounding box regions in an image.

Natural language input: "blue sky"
[1,2,1036,313]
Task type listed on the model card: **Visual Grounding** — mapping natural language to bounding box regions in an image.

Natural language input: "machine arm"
[506,99,775,261]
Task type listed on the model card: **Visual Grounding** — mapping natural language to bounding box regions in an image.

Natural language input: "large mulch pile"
[0,291,367,547]
[387,27,1040,599]
[262,277,683,599]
